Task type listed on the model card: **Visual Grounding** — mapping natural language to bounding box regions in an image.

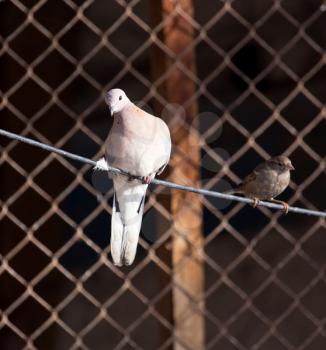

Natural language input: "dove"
[104,89,171,266]
[226,156,294,214]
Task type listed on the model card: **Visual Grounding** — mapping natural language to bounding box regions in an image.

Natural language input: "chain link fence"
[0,0,325,349]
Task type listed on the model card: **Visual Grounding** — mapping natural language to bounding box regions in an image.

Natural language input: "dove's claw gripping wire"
[142,175,154,184]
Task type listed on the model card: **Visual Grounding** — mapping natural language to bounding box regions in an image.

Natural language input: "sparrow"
[226,155,294,214]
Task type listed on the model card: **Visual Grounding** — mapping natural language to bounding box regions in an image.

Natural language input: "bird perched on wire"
[226,155,294,214]
[104,88,171,266]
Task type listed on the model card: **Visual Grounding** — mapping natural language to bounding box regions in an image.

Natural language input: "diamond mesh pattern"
[0,0,325,349]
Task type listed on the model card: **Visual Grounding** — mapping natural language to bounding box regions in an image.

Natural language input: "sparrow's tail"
[223,188,243,195]
[111,180,147,266]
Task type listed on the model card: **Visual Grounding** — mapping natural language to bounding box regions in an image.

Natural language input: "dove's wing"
[106,102,171,266]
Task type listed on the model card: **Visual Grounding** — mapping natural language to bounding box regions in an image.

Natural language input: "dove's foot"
[251,197,260,208]
[142,175,154,184]
[269,198,289,215]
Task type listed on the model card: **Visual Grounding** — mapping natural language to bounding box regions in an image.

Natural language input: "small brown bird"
[227,155,294,214]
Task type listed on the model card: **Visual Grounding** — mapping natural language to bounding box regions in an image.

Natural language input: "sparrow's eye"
[119,96,122,101]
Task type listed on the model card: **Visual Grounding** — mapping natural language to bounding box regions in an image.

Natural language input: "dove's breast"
[106,108,171,176]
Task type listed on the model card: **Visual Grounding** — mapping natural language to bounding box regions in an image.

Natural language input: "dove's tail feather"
[110,193,125,266]
[110,180,147,266]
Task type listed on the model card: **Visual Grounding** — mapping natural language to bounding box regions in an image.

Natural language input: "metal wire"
[1,128,325,218]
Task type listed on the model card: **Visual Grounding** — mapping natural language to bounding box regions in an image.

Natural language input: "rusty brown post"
[151,1,205,349]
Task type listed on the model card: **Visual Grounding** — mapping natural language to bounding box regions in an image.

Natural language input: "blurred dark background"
[0,0,325,349]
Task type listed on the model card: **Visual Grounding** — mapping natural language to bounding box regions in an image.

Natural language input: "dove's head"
[105,89,130,116]
[268,155,295,173]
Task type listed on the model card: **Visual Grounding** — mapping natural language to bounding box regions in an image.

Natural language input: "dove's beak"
[107,101,117,117]
[108,106,113,117]
[104,94,114,117]
[288,164,295,171]
[106,102,114,117]
[109,104,118,117]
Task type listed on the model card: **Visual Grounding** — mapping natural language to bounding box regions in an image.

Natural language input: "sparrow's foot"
[269,198,289,215]
[251,197,260,208]
[142,175,154,184]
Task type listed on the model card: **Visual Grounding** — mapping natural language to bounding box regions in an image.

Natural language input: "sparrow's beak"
[288,164,295,171]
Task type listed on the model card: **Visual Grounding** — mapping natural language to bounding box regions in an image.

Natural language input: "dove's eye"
[119,96,122,101]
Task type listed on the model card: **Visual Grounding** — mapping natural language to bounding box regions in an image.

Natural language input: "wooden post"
[151,1,205,349]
